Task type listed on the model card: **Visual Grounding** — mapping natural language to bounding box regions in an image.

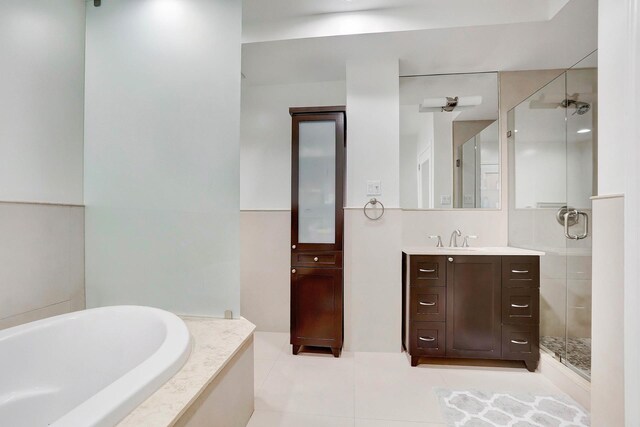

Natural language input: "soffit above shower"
[242,0,570,43]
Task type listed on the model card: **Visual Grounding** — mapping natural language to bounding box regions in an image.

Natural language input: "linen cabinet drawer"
[502,288,539,325]
[410,322,446,357]
[502,324,539,359]
[410,256,446,287]
[291,251,342,268]
[502,256,539,288]
[411,287,446,322]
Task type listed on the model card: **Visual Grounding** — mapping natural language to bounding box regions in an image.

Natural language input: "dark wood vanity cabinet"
[402,253,540,371]
[290,106,345,358]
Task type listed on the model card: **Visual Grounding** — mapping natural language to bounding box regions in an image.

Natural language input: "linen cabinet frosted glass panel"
[290,107,345,357]
[298,121,336,244]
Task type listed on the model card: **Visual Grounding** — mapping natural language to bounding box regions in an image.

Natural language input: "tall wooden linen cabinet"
[290,106,346,357]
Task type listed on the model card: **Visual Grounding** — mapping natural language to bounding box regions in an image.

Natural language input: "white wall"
[0,0,84,204]
[0,0,86,329]
[627,5,640,424]
[591,195,624,426]
[596,1,640,424]
[346,59,400,208]
[344,58,402,352]
[84,0,241,317]
[241,81,346,210]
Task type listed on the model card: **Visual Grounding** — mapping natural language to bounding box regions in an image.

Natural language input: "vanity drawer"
[410,256,446,287]
[502,288,539,325]
[502,256,539,288]
[411,321,446,356]
[292,251,342,268]
[411,287,446,322]
[502,324,539,359]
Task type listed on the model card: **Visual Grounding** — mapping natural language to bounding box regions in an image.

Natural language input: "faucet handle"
[462,235,478,248]
[429,235,444,248]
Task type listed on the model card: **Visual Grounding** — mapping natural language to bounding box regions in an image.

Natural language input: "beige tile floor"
[248,332,568,427]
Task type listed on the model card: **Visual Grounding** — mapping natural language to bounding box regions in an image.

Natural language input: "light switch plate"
[367,180,382,196]
[440,195,452,205]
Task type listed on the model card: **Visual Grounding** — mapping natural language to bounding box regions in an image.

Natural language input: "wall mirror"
[400,72,500,209]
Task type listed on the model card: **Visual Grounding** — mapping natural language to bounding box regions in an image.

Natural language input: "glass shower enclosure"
[508,51,597,379]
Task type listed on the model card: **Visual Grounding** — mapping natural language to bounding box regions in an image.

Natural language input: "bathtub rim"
[0,305,192,427]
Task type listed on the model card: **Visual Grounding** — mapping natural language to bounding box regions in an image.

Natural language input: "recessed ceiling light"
[514,129,518,133]
[577,128,591,134]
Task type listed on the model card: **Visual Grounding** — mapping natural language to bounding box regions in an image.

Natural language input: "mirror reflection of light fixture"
[577,128,591,134]
[419,96,482,113]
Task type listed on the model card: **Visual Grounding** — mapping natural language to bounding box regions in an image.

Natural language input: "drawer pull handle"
[314,257,319,262]
[419,336,435,342]
[511,339,529,345]
[512,269,529,274]
[419,301,436,306]
[419,268,435,273]
[511,303,529,308]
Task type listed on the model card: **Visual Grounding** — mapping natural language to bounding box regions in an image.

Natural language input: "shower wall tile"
[567,278,592,339]
[540,277,567,338]
[567,255,592,280]
[540,253,566,280]
[0,202,85,329]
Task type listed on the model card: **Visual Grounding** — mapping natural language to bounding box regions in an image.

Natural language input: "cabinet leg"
[524,360,538,372]
[331,347,341,358]
[411,356,419,367]
[292,345,301,355]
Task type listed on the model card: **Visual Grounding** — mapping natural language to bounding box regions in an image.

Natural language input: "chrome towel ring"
[363,198,385,220]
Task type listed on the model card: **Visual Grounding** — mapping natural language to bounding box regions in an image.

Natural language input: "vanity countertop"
[402,246,545,256]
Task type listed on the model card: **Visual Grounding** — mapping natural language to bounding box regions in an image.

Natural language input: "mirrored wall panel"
[400,73,500,209]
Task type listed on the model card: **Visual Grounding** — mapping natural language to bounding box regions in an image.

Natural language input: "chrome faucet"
[449,229,462,247]
[429,235,444,247]
[462,235,477,247]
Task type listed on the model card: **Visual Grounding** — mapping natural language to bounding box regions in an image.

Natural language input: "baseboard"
[539,352,591,410]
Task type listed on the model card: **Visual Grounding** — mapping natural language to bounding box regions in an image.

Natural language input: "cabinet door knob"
[292,245,296,249]
[448,257,454,262]
[314,257,319,262]
[291,269,296,274]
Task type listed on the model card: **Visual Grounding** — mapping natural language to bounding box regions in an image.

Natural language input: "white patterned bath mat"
[435,389,590,427]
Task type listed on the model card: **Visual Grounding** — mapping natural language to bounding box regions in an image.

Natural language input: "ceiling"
[242,0,430,24]
[242,0,571,43]
[241,0,597,86]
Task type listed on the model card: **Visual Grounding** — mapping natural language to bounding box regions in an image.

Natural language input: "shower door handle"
[563,210,589,240]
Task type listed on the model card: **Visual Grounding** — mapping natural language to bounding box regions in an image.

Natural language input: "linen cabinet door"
[290,267,343,356]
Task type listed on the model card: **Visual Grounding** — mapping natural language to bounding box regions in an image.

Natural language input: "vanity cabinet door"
[446,256,502,359]
[290,267,343,348]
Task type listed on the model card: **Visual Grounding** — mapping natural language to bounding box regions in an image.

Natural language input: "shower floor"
[540,336,591,378]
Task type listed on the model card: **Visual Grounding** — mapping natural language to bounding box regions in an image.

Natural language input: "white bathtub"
[0,306,191,427]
